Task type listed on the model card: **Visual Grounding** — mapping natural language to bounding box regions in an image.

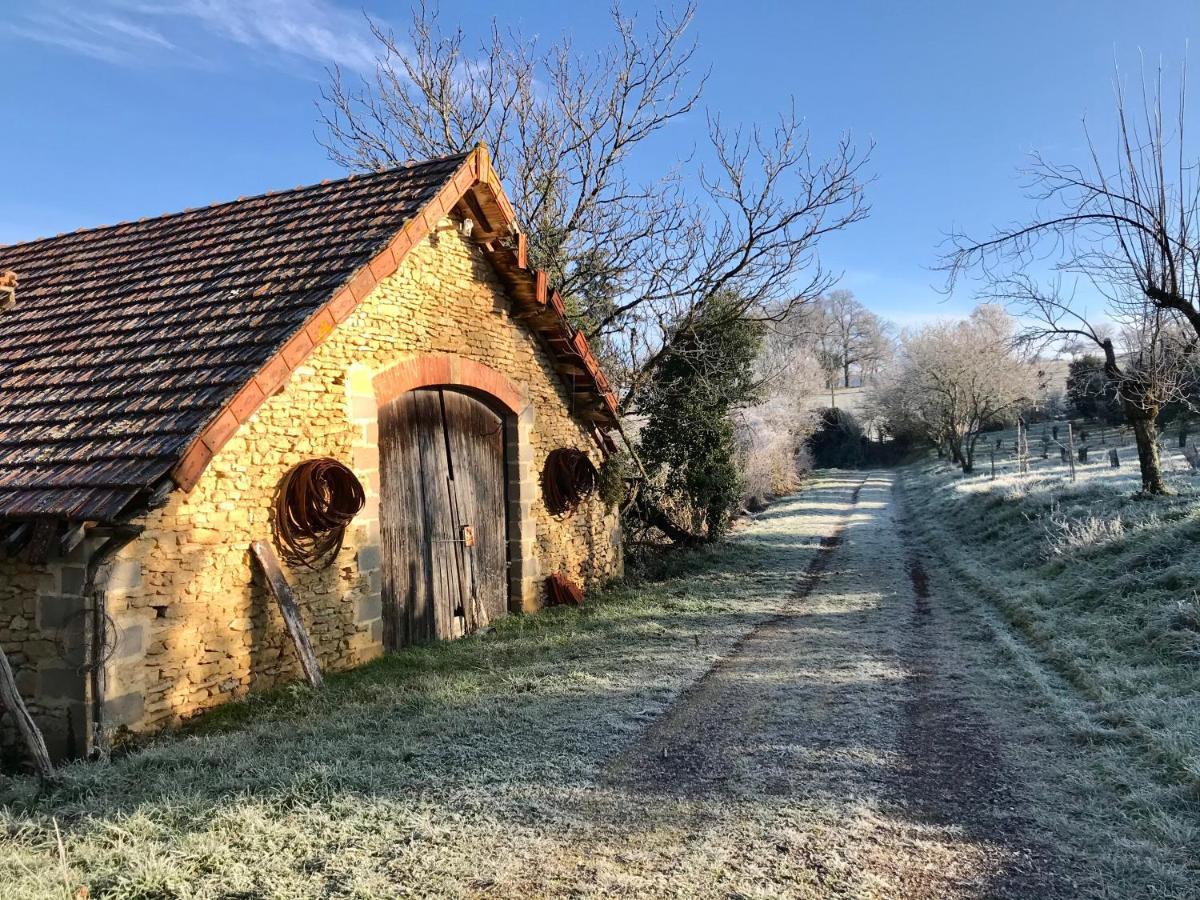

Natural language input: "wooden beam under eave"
[459,188,496,238]
[59,522,87,557]
[575,404,617,423]
[2,521,31,557]
[513,311,562,329]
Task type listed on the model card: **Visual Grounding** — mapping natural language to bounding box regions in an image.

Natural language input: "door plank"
[380,390,439,646]
[442,391,508,629]
[413,389,459,641]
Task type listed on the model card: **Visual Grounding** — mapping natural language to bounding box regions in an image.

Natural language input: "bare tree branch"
[317,3,870,414]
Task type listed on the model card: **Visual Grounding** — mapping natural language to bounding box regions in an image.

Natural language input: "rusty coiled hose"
[542,447,599,516]
[274,458,365,568]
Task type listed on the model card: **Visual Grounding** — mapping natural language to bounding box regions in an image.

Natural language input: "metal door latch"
[433,524,475,547]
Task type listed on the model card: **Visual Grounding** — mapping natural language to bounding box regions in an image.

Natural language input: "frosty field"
[1,469,1198,898]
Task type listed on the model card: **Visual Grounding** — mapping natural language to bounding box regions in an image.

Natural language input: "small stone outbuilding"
[0,147,623,764]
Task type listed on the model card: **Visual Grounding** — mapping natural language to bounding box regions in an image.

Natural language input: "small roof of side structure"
[0,146,618,524]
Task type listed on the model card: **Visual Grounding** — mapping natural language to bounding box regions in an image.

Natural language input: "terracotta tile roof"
[0,148,619,526]
[0,154,475,521]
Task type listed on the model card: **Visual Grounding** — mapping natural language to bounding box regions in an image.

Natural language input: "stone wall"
[0,552,90,763]
[93,222,621,740]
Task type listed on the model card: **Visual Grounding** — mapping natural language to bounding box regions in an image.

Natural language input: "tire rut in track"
[602,476,867,795]
[889,481,1072,899]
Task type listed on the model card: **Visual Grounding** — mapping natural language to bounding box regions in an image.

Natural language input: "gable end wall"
[63,225,620,743]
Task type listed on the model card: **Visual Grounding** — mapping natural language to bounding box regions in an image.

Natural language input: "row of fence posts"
[989,419,1123,483]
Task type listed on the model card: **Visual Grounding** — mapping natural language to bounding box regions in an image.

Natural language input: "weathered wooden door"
[379,388,508,647]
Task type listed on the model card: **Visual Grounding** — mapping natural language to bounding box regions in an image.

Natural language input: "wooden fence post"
[250,541,324,688]
[1015,420,1022,474]
[0,641,54,778]
[1066,423,1077,482]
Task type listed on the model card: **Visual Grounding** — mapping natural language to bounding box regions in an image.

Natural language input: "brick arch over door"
[347,354,539,623]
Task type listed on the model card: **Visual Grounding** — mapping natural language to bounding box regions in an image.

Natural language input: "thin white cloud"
[3,6,176,64]
[122,0,379,70]
[5,22,133,65]
[88,11,174,48]
[3,0,379,72]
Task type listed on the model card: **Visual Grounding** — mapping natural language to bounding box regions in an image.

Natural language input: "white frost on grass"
[901,430,1200,891]
[1041,500,1126,559]
[3,467,1196,898]
[0,478,867,899]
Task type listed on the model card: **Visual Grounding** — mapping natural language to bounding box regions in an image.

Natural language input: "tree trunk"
[1099,340,1168,496]
[963,432,981,474]
[633,493,704,546]
[843,362,851,389]
[1128,408,1168,495]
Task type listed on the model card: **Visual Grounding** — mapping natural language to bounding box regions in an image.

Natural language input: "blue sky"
[1,1,1197,323]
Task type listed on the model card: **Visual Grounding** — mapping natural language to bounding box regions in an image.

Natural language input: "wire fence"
[982,419,1199,483]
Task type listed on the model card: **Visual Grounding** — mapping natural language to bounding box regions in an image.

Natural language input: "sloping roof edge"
[171,144,620,492]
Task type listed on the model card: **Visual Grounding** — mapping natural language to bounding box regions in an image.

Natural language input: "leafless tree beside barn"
[318,2,870,414]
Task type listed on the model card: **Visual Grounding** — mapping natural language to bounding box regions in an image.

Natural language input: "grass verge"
[900,443,1200,794]
[0,483,841,900]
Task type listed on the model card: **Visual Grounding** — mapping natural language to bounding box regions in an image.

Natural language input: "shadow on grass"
[0,516,835,813]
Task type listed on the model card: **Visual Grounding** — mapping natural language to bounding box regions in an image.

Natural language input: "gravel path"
[548,472,1069,899]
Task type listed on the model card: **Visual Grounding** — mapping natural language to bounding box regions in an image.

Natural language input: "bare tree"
[945,61,1200,336]
[808,290,892,388]
[319,3,870,412]
[988,276,1195,493]
[868,306,1039,473]
[739,323,826,506]
[942,61,1200,493]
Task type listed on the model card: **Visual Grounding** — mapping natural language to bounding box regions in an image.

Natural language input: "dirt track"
[587,472,1068,898]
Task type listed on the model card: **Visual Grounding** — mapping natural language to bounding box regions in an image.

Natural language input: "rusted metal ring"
[273,458,365,569]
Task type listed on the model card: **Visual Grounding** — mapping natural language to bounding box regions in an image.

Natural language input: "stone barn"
[0,146,623,764]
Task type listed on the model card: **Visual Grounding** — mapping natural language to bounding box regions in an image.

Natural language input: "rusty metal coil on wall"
[542,447,599,516]
[273,458,365,568]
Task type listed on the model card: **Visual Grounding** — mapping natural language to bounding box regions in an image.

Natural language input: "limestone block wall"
[96,224,621,740]
[0,553,90,763]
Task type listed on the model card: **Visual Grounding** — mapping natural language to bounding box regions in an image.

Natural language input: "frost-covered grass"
[903,425,1200,794]
[0,479,860,900]
[6,464,1197,898]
